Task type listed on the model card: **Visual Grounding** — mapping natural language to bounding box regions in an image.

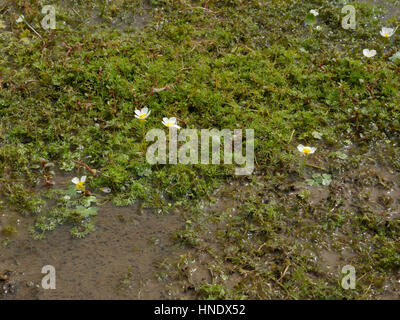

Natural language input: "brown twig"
[42,30,57,50]
[139,77,180,109]
[151,82,176,93]
[306,163,327,171]
[44,175,55,188]
[61,41,82,57]
[73,160,98,176]
[61,41,73,57]
[24,20,42,39]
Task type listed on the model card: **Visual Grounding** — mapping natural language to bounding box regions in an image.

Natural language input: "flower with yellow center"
[380,27,395,38]
[363,49,376,58]
[100,187,111,194]
[72,176,86,192]
[134,107,151,120]
[162,117,181,129]
[297,144,316,155]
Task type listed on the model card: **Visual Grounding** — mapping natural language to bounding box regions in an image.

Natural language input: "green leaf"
[306,179,316,186]
[322,179,331,186]
[336,151,348,160]
[390,52,400,63]
[312,131,323,140]
[82,196,97,207]
[75,206,98,218]
[64,185,77,197]
[305,13,316,25]
[60,161,75,171]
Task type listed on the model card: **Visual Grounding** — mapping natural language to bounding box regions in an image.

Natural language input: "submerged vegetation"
[0,0,400,299]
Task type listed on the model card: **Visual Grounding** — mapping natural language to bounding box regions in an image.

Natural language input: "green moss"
[1,0,400,299]
[1,225,18,237]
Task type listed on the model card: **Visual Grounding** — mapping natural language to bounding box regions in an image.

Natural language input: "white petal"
[72,177,79,184]
[81,176,87,182]
[170,117,176,123]
[135,109,141,116]
[310,147,317,153]
[142,107,148,113]
[363,49,376,57]
[101,187,111,194]
[147,109,151,116]
[162,117,169,122]
[297,144,304,152]
[135,115,140,119]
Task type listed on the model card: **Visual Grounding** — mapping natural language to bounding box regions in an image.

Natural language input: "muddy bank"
[1,202,185,299]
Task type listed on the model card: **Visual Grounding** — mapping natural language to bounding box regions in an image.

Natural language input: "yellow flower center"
[303,147,312,154]
[76,181,85,190]
[384,33,389,38]
[167,122,173,127]
[139,113,147,119]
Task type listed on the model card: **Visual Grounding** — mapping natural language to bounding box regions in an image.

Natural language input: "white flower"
[162,117,181,129]
[315,26,322,31]
[363,49,377,58]
[297,144,316,155]
[63,195,71,200]
[134,107,151,120]
[100,187,111,194]
[310,9,319,17]
[16,15,24,23]
[380,27,395,38]
[72,176,86,191]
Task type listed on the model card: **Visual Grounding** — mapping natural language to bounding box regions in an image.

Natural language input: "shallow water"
[1,201,185,299]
